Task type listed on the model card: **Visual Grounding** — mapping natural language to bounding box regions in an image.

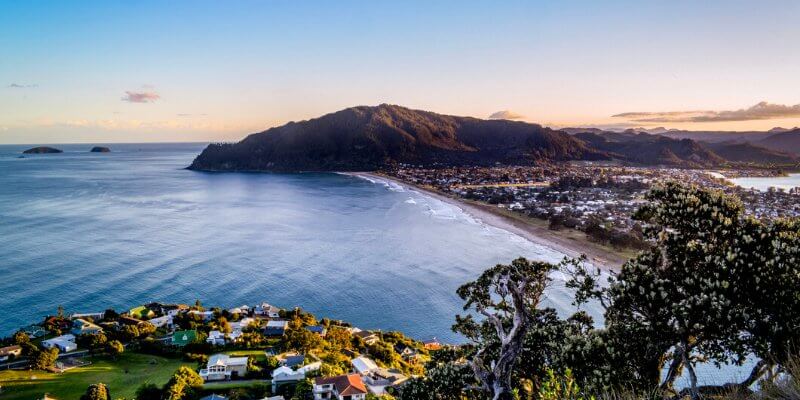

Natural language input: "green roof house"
[129,306,155,319]
[172,330,197,347]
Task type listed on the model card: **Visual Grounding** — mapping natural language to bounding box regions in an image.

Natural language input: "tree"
[106,340,124,359]
[33,347,59,370]
[567,182,800,397]
[12,331,30,346]
[103,309,119,321]
[163,366,203,400]
[291,378,313,400]
[285,327,322,354]
[216,317,232,334]
[77,333,108,353]
[135,383,162,400]
[453,257,555,400]
[80,383,110,400]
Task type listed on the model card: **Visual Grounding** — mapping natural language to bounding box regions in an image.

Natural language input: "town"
[0,301,444,400]
[382,164,800,251]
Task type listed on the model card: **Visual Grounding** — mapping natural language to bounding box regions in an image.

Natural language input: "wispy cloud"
[7,83,38,89]
[121,90,160,103]
[613,101,800,123]
[488,110,526,120]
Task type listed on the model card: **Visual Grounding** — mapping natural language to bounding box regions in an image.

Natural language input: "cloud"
[488,110,526,120]
[613,101,800,123]
[7,83,38,88]
[121,90,160,103]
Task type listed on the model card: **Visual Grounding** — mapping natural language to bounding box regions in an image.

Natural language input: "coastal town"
[381,164,800,252]
[0,301,444,400]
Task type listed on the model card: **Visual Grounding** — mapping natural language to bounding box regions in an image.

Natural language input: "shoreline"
[349,172,631,271]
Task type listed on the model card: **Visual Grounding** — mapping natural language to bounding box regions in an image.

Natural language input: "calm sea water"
[731,173,800,191]
[0,143,587,343]
[0,143,754,385]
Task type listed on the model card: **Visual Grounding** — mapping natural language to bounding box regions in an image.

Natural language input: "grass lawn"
[225,349,267,361]
[0,352,192,400]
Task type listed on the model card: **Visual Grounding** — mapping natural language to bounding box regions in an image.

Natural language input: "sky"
[1,1,799,144]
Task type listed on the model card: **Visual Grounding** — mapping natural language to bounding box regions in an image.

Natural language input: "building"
[361,369,409,395]
[278,354,306,368]
[148,315,173,329]
[271,361,321,392]
[305,325,327,337]
[254,302,281,318]
[71,319,103,336]
[199,395,228,400]
[207,330,226,346]
[351,356,378,375]
[313,374,368,400]
[200,354,249,381]
[264,320,288,336]
[171,330,197,347]
[41,334,77,352]
[352,330,379,345]
[0,345,22,362]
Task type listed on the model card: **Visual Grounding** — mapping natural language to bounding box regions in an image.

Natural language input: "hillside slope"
[189,104,607,171]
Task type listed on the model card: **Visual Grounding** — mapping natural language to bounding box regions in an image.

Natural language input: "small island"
[90,146,111,153]
[22,146,63,154]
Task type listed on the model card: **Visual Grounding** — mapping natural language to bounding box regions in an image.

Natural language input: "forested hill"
[188,104,607,172]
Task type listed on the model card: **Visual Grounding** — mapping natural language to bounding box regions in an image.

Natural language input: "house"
[199,354,249,381]
[148,315,173,329]
[264,320,288,336]
[207,330,226,346]
[305,325,327,337]
[394,344,418,360]
[361,368,409,395]
[71,319,103,336]
[254,302,281,318]
[128,306,155,319]
[171,330,197,347]
[229,317,255,332]
[228,305,250,315]
[278,354,306,368]
[188,310,215,321]
[119,316,146,327]
[352,330,379,345]
[313,374,368,400]
[351,356,378,375]
[271,361,321,392]
[0,345,22,362]
[42,334,77,352]
[422,338,442,351]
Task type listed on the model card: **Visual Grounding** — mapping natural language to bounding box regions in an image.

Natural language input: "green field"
[0,353,192,400]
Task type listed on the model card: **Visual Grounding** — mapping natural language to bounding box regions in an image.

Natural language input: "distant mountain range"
[189,105,799,172]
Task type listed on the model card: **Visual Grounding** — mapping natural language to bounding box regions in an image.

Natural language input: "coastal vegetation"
[1,182,798,399]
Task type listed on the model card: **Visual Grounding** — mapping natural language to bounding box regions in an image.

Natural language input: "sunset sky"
[1,1,799,144]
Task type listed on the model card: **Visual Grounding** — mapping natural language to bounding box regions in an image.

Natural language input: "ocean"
[0,143,589,342]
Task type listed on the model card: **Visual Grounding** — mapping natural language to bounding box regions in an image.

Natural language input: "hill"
[189,104,607,172]
[755,129,800,155]
[704,141,797,164]
[571,130,724,167]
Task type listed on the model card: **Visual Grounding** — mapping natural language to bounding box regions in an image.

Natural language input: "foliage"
[538,369,592,400]
[33,346,59,370]
[135,383,162,400]
[453,257,555,399]
[106,340,124,358]
[80,383,110,400]
[12,331,30,346]
[567,182,800,395]
[163,366,203,400]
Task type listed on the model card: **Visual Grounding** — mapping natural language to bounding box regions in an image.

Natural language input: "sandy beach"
[351,172,631,271]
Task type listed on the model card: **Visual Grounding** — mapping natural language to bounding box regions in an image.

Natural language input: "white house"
[351,356,378,375]
[41,334,77,352]
[188,310,214,321]
[254,303,281,318]
[148,315,173,329]
[200,354,249,381]
[313,374,368,400]
[207,330,226,346]
[271,361,321,392]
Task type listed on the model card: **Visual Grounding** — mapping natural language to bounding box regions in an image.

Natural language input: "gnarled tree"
[454,257,554,400]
